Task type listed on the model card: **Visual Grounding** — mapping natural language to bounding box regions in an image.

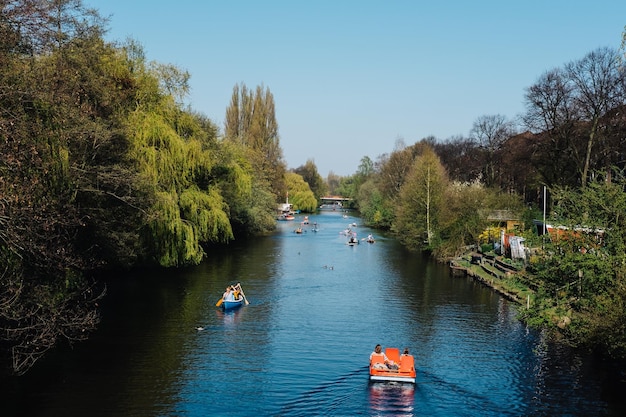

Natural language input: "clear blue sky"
[88,0,626,177]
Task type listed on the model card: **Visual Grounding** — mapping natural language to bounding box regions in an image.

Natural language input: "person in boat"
[370,344,398,370]
[223,285,235,301]
[233,283,244,300]
[223,283,244,302]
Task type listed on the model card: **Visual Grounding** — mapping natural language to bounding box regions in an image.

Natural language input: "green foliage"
[435,182,503,258]
[524,172,626,357]
[145,190,202,266]
[357,179,394,228]
[242,183,279,235]
[285,172,318,212]
[0,0,123,374]
[480,243,494,253]
[394,147,447,250]
[293,159,328,199]
[335,175,358,202]
[224,83,286,201]
[180,186,234,243]
[377,146,414,201]
[0,0,292,374]
[143,185,234,267]
[357,156,375,177]
[127,107,240,265]
[210,141,276,236]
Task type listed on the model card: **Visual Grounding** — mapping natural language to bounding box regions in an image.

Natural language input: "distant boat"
[277,194,295,220]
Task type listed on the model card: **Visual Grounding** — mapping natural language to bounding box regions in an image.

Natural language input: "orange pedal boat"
[369,347,416,383]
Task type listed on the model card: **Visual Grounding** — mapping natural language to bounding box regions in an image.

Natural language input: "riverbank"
[451,248,614,346]
[449,252,535,307]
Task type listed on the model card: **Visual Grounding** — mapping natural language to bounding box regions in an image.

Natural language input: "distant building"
[487,210,521,231]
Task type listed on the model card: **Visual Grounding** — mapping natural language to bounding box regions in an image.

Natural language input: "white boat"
[277,194,295,220]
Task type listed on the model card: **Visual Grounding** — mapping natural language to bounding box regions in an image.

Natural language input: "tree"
[285,172,317,212]
[224,83,286,200]
[357,155,375,177]
[358,178,394,228]
[469,114,516,187]
[0,0,113,375]
[212,140,275,237]
[376,146,414,200]
[564,47,626,187]
[126,104,235,266]
[433,135,482,184]
[497,131,543,201]
[523,68,579,187]
[293,159,327,200]
[528,171,626,356]
[326,171,341,195]
[394,147,448,249]
[621,25,626,65]
[524,48,626,188]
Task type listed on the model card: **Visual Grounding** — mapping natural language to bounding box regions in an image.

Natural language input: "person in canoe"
[232,284,242,300]
[223,283,244,302]
[223,285,235,301]
[370,344,398,370]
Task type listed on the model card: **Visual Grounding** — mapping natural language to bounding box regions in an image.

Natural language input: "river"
[3,210,626,416]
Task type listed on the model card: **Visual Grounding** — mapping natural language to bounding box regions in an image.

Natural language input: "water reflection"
[215,306,244,327]
[369,382,415,416]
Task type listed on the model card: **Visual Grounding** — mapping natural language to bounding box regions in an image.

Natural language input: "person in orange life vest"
[370,344,398,370]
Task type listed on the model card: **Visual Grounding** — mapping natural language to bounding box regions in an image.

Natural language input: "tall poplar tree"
[224,83,286,200]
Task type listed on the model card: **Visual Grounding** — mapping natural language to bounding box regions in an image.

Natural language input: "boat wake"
[277,365,369,416]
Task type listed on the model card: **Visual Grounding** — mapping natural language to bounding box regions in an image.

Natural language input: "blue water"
[3,211,625,416]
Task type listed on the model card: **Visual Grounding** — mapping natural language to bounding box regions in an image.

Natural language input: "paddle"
[236,283,250,305]
[215,298,223,307]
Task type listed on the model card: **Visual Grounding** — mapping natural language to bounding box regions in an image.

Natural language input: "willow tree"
[224,83,286,200]
[285,172,317,213]
[394,147,448,250]
[124,56,234,266]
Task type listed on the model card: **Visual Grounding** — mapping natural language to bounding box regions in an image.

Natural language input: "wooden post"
[578,269,583,296]
[542,186,547,249]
